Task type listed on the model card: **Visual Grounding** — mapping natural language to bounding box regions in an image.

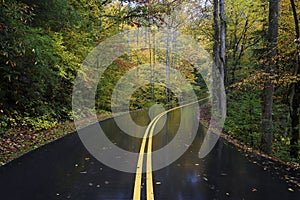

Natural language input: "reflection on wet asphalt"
[0,107,299,199]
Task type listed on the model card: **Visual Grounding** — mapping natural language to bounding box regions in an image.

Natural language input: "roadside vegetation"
[0,0,299,166]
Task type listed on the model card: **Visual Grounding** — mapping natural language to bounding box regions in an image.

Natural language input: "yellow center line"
[133,98,209,200]
[146,131,154,200]
[132,138,146,200]
[133,115,161,200]
[146,113,164,200]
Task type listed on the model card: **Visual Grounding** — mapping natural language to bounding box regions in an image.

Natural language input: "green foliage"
[224,91,262,149]
[225,90,298,162]
[0,0,123,129]
[22,115,58,131]
[1,0,298,164]
[96,62,127,111]
[129,84,179,110]
[226,0,268,84]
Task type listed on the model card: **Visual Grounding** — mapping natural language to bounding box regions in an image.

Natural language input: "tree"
[261,0,279,154]
[212,0,226,82]
[212,0,226,118]
[226,0,267,85]
[289,0,299,158]
[219,0,226,83]
[213,0,221,75]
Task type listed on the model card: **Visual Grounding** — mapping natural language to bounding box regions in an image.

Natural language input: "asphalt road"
[0,106,299,200]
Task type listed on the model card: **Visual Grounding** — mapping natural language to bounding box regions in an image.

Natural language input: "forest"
[0,0,299,165]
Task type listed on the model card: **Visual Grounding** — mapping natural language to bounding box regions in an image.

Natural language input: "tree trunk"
[212,0,221,114]
[212,0,226,116]
[290,0,299,37]
[165,28,171,107]
[261,0,279,155]
[213,0,220,70]
[289,0,299,158]
[219,0,226,83]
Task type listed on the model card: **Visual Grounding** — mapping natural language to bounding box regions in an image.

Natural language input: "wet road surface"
[0,106,299,200]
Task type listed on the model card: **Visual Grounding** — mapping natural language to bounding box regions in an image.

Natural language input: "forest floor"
[199,103,300,191]
[0,113,112,166]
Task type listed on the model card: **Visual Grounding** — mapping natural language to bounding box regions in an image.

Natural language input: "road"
[0,104,299,199]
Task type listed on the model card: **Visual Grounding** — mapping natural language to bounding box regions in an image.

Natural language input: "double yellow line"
[133,111,165,200]
[132,98,208,200]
